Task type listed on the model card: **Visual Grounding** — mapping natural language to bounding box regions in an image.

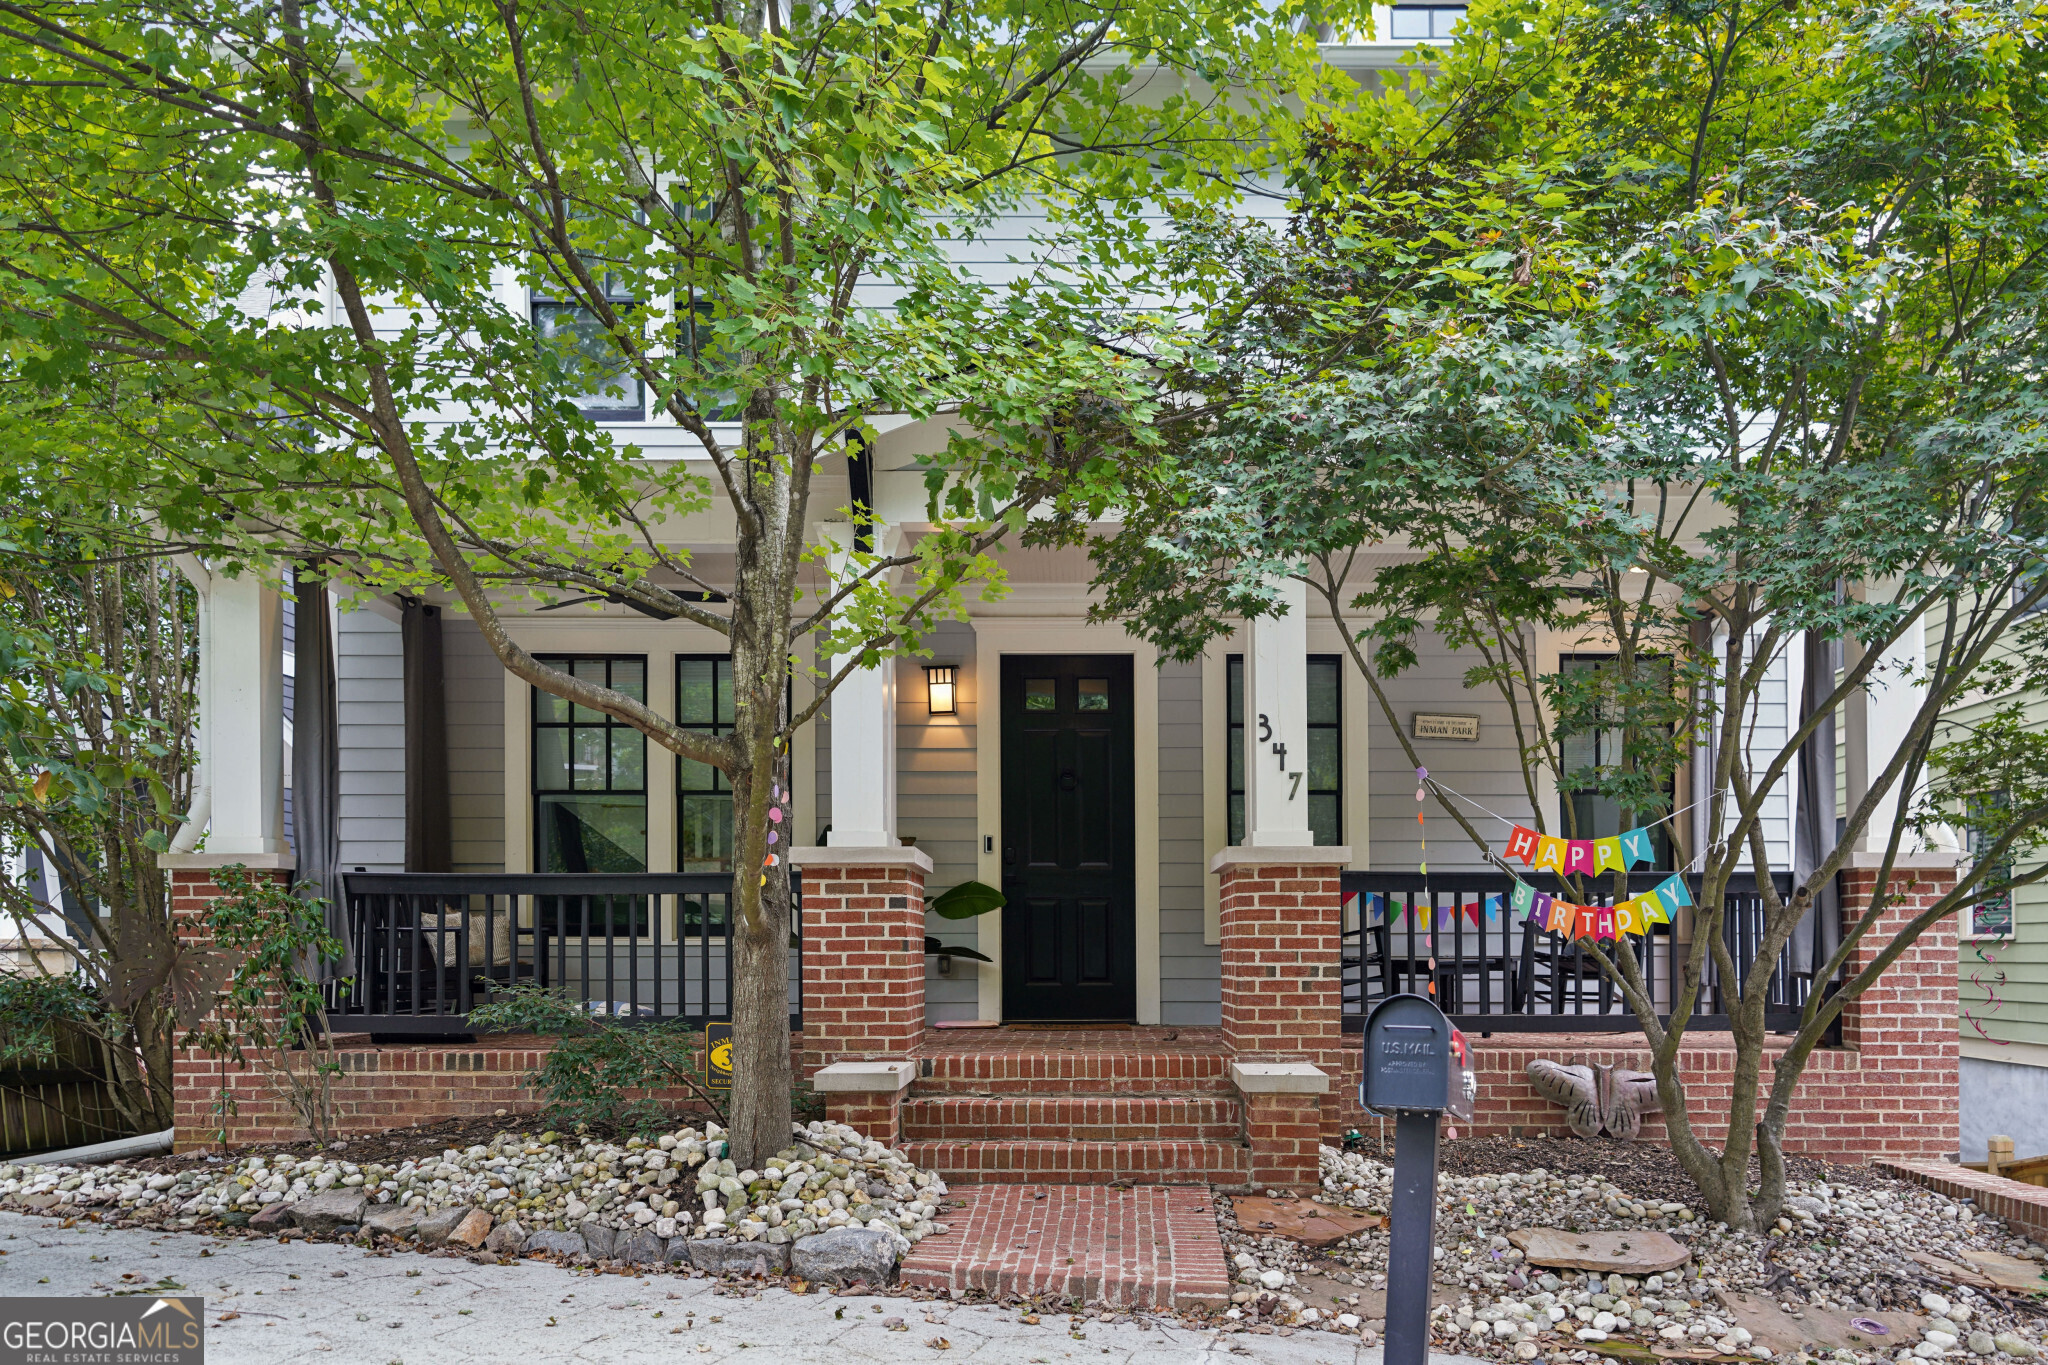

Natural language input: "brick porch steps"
[902,1137,1250,1184]
[901,1094,1241,1143]
[900,1184,1232,1311]
[913,1027,1234,1096]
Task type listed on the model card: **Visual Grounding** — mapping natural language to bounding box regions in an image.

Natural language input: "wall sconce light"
[924,665,957,716]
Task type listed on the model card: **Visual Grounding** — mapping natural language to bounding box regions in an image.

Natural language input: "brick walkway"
[899,1184,1232,1311]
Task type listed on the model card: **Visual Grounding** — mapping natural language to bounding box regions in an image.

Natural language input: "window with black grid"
[532,655,649,873]
[1227,654,1343,847]
[676,655,737,873]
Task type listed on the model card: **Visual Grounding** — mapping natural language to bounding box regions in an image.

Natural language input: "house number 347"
[1257,713,1304,800]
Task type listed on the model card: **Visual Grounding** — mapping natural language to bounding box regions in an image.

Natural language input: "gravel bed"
[1215,1145,2048,1365]
[0,1120,946,1263]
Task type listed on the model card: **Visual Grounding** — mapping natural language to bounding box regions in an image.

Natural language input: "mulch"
[1340,1131,1904,1212]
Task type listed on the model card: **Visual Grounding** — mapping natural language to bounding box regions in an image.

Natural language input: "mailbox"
[1362,993,1476,1121]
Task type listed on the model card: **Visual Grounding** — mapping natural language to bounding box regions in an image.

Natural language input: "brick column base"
[1233,1062,1331,1191]
[1212,850,1347,1069]
[1837,861,1960,1161]
[813,1061,915,1146]
[1213,849,1348,1158]
[793,847,932,1077]
[163,855,295,1152]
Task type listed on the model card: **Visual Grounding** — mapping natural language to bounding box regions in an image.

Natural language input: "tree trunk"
[720,475,798,1170]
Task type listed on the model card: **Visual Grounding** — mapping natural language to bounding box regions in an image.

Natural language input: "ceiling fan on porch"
[533,587,727,619]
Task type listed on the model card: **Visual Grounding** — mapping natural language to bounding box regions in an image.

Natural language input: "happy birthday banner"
[1500,821,1692,943]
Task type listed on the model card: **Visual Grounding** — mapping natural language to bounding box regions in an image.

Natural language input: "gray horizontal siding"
[337,607,404,871]
[1160,658,1218,1024]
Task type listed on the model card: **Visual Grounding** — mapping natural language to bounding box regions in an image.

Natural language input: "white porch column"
[1844,610,1931,856]
[1244,574,1314,848]
[827,656,898,848]
[819,519,899,850]
[203,573,289,857]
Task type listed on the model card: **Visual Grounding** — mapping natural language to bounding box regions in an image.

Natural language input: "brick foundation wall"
[798,858,927,1076]
[1327,869,1960,1164]
[170,858,806,1150]
[174,1034,802,1151]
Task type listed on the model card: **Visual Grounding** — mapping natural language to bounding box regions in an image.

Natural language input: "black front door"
[1000,656,1136,1021]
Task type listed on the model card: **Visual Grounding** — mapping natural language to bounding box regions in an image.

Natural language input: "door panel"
[1001,656,1135,1021]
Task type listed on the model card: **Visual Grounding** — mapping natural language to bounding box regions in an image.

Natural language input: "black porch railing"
[327,873,802,1036]
[1340,870,1838,1036]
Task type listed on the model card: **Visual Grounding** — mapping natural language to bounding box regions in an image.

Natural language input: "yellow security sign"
[706,1021,733,1091]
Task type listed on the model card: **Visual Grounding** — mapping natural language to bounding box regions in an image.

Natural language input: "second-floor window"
[532,268,644,422]
[1389,4,1465,40]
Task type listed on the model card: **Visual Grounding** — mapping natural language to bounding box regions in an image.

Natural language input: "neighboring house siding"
[1159,657,1218,1025]
[336,606,405,871]
[1954,688,2048,1051]
[443,612,505,873]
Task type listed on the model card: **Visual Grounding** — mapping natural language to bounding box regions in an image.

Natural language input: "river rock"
[688,1238,790,1277]
[287,1190,368,1234]
[790,1227,898,1287]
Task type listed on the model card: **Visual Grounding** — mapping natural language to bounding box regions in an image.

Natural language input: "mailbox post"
[1363,994,1476,1365]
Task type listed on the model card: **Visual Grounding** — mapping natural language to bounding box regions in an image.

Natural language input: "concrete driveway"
[1,1211,1490,1365]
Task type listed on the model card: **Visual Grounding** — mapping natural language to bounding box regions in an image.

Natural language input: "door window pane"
[1025,678,1056,711]
[1077,678,1110,711]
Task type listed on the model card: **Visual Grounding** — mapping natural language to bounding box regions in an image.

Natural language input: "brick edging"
[1878,1159,2048,1243]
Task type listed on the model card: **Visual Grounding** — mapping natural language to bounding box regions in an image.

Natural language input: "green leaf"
[923,936,994,962]
[928,879,1005,919]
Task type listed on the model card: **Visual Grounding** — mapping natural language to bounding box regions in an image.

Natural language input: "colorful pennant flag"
[1565,840,1596,876]
[1655,874,1694,908]
[1547,901,1577,936]
[1534,836,1566,873]
[1639,889,1670,925]
[1594,837,1625,874]
[1613,899,1639,936]
[1506,826,1540,865]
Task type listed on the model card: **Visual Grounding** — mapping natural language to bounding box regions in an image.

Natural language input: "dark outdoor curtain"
[402,599,451,872]
[1790,628,1842,977]
[291,566,349,980]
